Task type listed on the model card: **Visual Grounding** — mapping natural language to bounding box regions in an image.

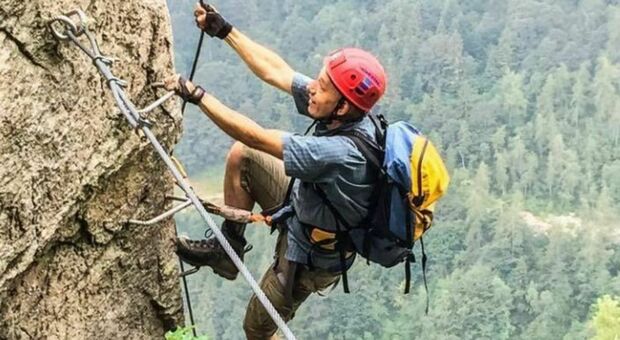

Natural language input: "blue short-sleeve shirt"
[279,73,379,272]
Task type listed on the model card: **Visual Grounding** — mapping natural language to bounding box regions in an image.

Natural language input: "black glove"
[202,4,233,39]
[176,76,205,105]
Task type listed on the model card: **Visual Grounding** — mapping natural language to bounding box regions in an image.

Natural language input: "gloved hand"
[194,3,233,39]
[164,74,206,105]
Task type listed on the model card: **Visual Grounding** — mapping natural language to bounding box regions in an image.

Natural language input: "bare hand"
[264,215,273,226]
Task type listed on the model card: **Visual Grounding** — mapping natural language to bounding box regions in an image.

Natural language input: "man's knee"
[243,319,276,340]
[226,141,246,170]
[242,301,281,340]
[225,141,287,209]
[243,269,293,339]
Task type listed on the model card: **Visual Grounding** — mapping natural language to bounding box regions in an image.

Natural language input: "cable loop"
[48,9,88,40]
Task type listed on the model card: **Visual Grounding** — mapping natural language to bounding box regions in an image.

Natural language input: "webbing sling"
[48,10,297,340]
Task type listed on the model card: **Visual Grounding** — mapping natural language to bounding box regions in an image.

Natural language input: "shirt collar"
[313,115,368,137]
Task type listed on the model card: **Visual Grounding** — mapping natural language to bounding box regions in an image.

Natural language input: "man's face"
[306,66,343,119]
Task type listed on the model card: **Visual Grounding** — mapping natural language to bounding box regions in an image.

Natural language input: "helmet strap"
[323,95,347,124]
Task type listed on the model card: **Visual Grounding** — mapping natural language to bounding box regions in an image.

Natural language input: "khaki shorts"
[238,145,340,340]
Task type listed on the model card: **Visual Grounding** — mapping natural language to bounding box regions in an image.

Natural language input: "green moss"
[164,326,209,340]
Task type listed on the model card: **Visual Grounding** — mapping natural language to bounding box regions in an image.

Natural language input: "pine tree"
[497,68,527,128]
[569,62,591,134]
[590,295,620,340]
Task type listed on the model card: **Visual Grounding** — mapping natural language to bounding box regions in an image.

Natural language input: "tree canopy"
[168,0,620,338]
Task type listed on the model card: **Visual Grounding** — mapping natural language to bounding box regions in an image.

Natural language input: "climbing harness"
[48,10,297,340]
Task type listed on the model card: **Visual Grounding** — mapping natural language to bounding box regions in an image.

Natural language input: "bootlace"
[188,237,220,250]
[198,227,253,253]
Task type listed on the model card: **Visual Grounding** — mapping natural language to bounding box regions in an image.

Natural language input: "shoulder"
[291,73,312,92]
[282,133,361,182]
[291,72,313,117]
[338,116,382,151]
[284,133,357,158]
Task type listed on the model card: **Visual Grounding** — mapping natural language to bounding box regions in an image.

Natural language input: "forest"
[166,0,620,338]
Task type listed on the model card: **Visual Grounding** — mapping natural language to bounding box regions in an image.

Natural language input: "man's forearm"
[197,93,284,158]
[224,28,294,93]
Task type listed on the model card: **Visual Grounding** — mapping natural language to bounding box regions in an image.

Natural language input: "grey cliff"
[0,0,184,338]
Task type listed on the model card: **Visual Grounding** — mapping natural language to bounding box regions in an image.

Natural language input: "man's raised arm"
[195,4,295,94]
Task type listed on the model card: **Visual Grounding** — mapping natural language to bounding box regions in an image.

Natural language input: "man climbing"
[164,4,387,339]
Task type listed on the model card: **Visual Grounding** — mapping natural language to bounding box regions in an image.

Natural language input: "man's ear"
[336,100,350,117]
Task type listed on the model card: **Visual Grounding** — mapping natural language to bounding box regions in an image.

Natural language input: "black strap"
[265,118,314,221]
[405,197,413,247]
[405,196,415,294]
[411,139,429,207]
[283,261,298,306]
[363,230,372,265]
[313,184,352,229]
[403,239,429,314]
[181,1,208,115]
[178,6,209,335]
[403,203,415,295]
[265,178,296,234]
[342,132,384,171]
[404,253,412,294]
[337,113,386,169]
[282,178,296,206]
[306,250,315,270]
[421,237,429,315]
[312,118,386,286]
[313,185,351,293]
[304,119,319,135]
[368,113,387,147]
[337,241,350,293]
[341,132,381,267]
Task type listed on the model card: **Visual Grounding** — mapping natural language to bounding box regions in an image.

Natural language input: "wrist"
[223,27,233,43]
[215,21,232,40]
[189,86,206,105]
[204,10,233,40]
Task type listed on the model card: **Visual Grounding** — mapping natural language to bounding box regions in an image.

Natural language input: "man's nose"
[308,81,316,96]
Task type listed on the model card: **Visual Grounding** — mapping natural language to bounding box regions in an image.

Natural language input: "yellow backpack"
[409,135,451,240]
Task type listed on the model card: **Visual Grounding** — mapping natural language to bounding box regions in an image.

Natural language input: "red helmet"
[324,47,387,112]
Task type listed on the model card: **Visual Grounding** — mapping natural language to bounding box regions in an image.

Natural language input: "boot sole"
[177,254,238,281]
[211,267,238,281]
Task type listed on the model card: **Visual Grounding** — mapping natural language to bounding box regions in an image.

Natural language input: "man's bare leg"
[224,141,255,210]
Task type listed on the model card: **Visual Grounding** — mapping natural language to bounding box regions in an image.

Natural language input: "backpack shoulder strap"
[343,131,384,170]
[340,114,386,171]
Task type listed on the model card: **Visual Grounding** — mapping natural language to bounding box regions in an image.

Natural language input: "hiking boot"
[175,233,252,280]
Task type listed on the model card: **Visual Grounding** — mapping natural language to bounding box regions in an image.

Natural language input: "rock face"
[0,0,184,338]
